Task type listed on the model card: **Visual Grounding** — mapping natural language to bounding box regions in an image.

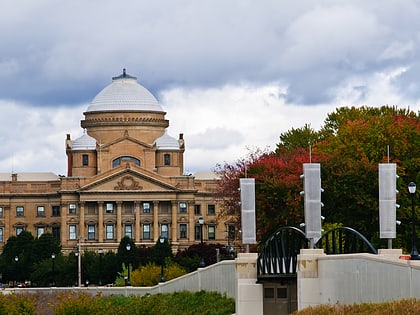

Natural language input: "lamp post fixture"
[126,243,131,286]
[198,217,206,268]
[51,253,56,286]
[98,248,103,286]
[74,252,79,286]
[409,182,420,260]
[14,256,18,287]
[159,236,165,282]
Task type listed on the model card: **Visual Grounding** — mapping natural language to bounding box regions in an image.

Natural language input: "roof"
[155,130,180,150]
[72,133,96,151]
[193,171,220,180]
[86,69,164,113]
[0,172,59,181]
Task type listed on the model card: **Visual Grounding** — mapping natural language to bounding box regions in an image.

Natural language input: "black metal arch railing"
[257,226,309,278]
[315,227,377,255]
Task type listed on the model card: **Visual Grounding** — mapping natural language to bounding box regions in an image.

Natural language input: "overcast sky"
[1,0,420,175]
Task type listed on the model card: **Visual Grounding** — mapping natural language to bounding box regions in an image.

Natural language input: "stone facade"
[0,70,238,253]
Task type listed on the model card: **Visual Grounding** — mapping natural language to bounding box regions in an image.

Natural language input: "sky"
[1,0,420,175]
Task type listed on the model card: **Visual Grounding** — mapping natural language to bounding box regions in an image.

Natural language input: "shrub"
[129,261,187,286]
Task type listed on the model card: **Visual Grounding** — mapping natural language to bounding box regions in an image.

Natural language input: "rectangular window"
[164,153,171,166]
[143,202,150,213]
[161,224,169,238]
[16,206,24,217]
[228,225,235,240]
[105,202,114,213]
[194,204,201,215]
[106,225,114,240]
[37,206,45,217]
[52,227,60,240]
[52,206,60,216]
[69,203,77,214]
[0,207,3,218]
[16,227,24,236]
[179,224,187,239]
[69,225,77,240]
[208,226,215,240]
[195,225,201,241]
[125,225,132,238]
[0,227,3,242]
[208,204,215,215]
[143,224,150,239]
[88,225,95,240]
[37,227,45,238]
[82,154,89,166]
[179,202,187,213]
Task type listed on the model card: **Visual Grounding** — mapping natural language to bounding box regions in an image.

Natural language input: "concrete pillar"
[116,201,122,241]
[79,202,85,240]
[235,253,263,315]
[297,248,325,310]
[60,203,68,242]
[188,203,195,241]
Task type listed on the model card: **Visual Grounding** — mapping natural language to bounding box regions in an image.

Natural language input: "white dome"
[72,133,96,151]
[86,69,164,113]
[155,131,179,150]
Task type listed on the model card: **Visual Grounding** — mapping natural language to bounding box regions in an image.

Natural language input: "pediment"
[79,169,176,192]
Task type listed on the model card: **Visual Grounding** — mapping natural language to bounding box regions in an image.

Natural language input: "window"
[0,227,3,242]
[16,227,24,235]
[179,224,187,239]
[143,224,150,239]
[179,202,187,213]
[112,156,140,168]
[69,203,77,214]
[37,227,45,238]
[16,206,24,217]
[164,153,171,166]
[106,225,114,240]
[0,207,3,218]
[37,206,45,217]
[194,204,201,215]
[125,225,132,238]
[52,206,60,216]
[161,224,169,238]
[143,202,150,213]
[88,225,95,240]
[228,225,235,240]
[208,204,215,215]
[69,225,77,240]
[208,226,215,240]
[105,203,114,214]
[52,227,60,240]
[195,225,201,241]
[82,154,89,166]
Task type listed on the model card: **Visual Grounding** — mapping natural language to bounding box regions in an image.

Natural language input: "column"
[79,202,85,239]
[188,203,195,241]
[171,201,178,242]
[61,203,68,243]
[98,202,104,243]
[135,201,141,243]
[153,201,159,241]
[116,201,122,241]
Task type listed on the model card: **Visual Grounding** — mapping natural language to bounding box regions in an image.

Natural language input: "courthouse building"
[0,70,236,253]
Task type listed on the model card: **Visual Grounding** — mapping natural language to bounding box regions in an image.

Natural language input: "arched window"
[164,153,171,166]
[112,156,140,168]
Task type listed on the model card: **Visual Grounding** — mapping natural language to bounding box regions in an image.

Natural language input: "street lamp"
[51,253,56,286]
[126,243,131,286]
[74,251,79,286]
[98,248,103,286]
[408,182,420,260]
[159,236,165,282]
[198,217,205,267]
[14,256,18,287]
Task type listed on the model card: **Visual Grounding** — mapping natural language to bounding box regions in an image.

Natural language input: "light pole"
[51,253,56,286]
[98,248,103,286]
[159,236,165,282]
[198,217,205,267]
[74,251,79,286]
[126,243,131,286]
[14,256,18,287]
[409,182,420,260]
